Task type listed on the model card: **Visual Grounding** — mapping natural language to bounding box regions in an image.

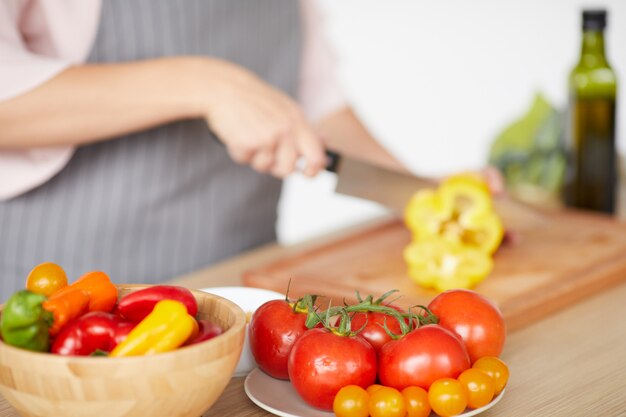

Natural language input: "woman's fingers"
[228,147,254,165]
[250,123,324,179]
[201,60,327,177]
[482,166,505,196]
[269,139,297,178]
[250,148,276,173]
[226,110,325,178]
[294,125,326,177]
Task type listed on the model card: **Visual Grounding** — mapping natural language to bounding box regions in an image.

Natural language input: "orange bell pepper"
[66,271,118,313]
[43,287,90,336]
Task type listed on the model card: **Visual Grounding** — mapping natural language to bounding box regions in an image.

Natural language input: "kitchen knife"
[324,151,542,223]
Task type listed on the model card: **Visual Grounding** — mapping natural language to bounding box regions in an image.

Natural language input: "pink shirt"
[0,0,345,201]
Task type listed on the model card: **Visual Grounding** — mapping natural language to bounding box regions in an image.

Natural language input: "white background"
[278,0,626,244]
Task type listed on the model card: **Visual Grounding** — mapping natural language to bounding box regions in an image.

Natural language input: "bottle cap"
[582,9,607,30]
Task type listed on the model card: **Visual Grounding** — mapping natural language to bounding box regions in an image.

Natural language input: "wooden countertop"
[1,220,625,416]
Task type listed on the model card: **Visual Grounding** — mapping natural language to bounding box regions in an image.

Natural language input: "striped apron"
[0,0,301,301]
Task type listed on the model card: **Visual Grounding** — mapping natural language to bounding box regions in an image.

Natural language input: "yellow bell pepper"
[404,173,504,255]
[404,239,493,291]
[109,300,195,357]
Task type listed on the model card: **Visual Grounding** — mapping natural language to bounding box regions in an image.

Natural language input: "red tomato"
[428,289,506,363]
[288,328,377,410]
[248,300,308,379]
[378,324,470,391]
[350,309,405,354]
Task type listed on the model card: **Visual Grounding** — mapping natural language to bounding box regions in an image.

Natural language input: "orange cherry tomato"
[458,368,495,409]
[368,386,407,417]
[333,385,370,417]
[428,378,468,417]
[367,384,385,395]
[472,356,509,395]
[26,262,68,297]
[402,386,431,417]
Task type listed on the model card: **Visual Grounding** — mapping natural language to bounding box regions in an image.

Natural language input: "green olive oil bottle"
[563,9,618,214]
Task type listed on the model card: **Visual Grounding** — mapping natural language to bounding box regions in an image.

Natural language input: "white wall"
[278,0,626,245]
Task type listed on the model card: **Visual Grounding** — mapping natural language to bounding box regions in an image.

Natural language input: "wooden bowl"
[0,284,246,417]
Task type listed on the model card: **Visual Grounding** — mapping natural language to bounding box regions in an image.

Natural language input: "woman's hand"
[198,59,326,178]
[481,166,505,196]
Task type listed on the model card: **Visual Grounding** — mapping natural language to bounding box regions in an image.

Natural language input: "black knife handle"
[325,150,342,173]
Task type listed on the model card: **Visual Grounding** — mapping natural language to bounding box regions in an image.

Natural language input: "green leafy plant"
[488,93,566,206]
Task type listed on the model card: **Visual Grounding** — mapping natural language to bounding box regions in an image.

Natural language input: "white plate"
[244,367,506,417]
[245,368,334,417]
[200,286,284,377]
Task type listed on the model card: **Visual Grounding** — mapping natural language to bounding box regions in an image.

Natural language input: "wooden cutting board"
[243,204,626,330]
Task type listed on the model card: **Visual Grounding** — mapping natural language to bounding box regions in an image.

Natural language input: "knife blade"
[325,152,436,213]
[324,152,543,224]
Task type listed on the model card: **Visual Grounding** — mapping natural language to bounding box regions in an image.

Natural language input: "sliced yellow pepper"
[404,189,447,236]
[404,173,504,255]
[404,239,493,292]
[109,300,195,357]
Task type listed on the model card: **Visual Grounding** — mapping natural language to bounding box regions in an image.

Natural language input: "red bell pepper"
[184,320,223,346]
[117,285,198,322]
[51,312,135,356]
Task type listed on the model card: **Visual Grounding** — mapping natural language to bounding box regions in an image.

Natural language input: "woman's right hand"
[196,58,327,178]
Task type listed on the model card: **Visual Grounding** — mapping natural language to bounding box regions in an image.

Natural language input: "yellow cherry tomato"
[472,356,509,395]
[25,262,68,297]
[402,386,431,417]
[428,378,468,417]
[458,368,495,409]
[333,385,370,417]
[368,386,407,417]
[366,384,385,395]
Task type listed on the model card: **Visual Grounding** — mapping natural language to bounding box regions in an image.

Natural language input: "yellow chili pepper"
[404,239,493,292]
[404,173,504,255]
[109,300,195,357]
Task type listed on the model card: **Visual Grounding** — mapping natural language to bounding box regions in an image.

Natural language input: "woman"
[0,1,403,300]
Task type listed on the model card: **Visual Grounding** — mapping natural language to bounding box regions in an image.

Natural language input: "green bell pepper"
[0,290,52,352]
